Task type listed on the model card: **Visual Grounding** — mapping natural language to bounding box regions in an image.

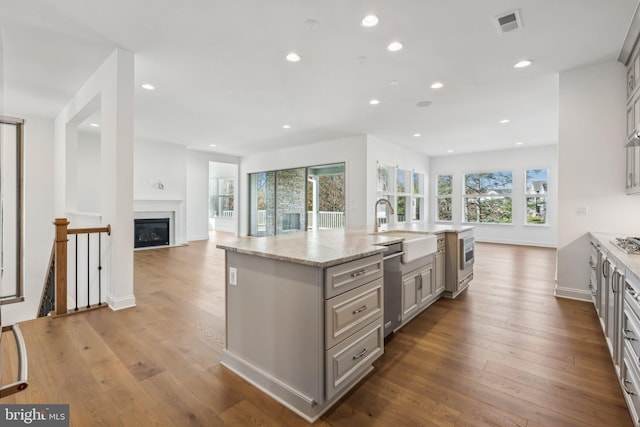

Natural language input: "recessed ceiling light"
[515,142,523,145]
[514,59,532,68]
[389,80,400,86]
[141,83,155,90]
[447,149,454,153]
[89,123,100,127]
[387,41,403,52]
[282,124,291,129]
[430,82,444,89]
[413,133,421,137]
[286,52,301,62]
[361,15,379,27]
[499,119,510,124]
[209,144,217,147]
[416,100,432,107]
[369,99,380,105]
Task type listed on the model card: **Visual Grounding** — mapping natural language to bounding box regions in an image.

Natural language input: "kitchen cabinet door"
[418,267,434,307]
[435,247,445,295]
[401,273,420,321]
[627,145,640,195]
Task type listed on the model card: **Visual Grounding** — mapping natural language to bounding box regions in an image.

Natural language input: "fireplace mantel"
[133,199,186,247]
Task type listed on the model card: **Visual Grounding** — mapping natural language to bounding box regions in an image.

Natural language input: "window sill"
[461,222,514,226]
[523,223,549,228]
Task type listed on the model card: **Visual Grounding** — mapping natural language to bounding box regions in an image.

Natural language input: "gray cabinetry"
[434,236,446,295]
[589,233,639,425]
[444,229,473,298]
[623,272,640,426]
[625,39,640,195]
[400,254,435,324]
[324,255,384,399]
[222,250,384,423]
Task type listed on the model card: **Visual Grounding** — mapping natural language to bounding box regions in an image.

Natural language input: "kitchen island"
[216,226,472,422]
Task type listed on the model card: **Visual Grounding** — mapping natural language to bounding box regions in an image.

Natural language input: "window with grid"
[436,174,452,221]
[463,171,513,224]
[525,169,548,225]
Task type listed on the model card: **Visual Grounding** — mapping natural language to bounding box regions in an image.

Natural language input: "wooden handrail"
[68,224,111,235]
[53,218,111,316]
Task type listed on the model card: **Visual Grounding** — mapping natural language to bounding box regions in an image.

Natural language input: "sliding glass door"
[249,162,345,236]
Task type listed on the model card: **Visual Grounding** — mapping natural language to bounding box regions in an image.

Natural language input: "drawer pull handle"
[626,328,635,335]
[352,305,368,315]
[624,380,636,395]
[624,333,637,341]
[351,270,367,278]
[353,348,368,360]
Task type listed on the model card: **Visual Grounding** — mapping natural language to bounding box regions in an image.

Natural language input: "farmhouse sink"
[376,231,437,263]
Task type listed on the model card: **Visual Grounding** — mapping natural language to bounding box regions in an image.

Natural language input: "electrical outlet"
[575,206,588,216]
[229,267,237,286]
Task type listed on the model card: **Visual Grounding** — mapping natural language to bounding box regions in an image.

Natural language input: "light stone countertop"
[590,232,640,280]
[216,225,472,268]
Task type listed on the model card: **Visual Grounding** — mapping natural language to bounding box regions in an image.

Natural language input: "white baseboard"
[187,234,210,241]
[107,294,136,310]
[554,285,591,302]
[475,237,557,248]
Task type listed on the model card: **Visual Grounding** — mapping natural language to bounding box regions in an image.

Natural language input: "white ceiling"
[0,0,637,157]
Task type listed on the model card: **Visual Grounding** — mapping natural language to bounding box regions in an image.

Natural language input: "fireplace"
[134,218,170,248]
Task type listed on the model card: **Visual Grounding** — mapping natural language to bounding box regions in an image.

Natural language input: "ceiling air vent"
[494,10,522,34]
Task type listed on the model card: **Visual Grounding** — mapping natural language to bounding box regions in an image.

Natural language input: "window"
[249,163,345,236]
[463,171,513,223]
[376,163,426,226]
[412,172,425,221]
[436,174,452,221]
[525,169,548,225]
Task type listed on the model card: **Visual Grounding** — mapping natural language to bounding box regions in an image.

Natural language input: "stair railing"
[51,218,111,316]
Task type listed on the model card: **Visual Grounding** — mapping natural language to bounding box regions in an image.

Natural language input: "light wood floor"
[1,234,633,426]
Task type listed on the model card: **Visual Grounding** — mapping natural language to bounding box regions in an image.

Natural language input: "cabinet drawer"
[325,278,383,349]
[325,254,383,298]
[325,320,383,400]
[624,303,640,362]
[622,352,640,426]
[437,236,445,249]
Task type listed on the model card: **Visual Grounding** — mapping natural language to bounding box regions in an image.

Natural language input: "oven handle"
[383,252,404,261]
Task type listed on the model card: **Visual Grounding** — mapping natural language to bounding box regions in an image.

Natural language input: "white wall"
[366,135,430,226]
[77,131,101,213]
[54,48,135,311]
[134,139,187,201]
[187,150,239,240]
[429,145,558,247]
[239,135,368,235]
[557,60,640,300]
[2,117,55,325]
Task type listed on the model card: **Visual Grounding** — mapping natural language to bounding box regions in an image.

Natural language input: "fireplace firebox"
[134,218,170,248]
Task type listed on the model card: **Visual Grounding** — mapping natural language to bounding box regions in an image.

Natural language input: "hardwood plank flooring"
[0,235,633,426]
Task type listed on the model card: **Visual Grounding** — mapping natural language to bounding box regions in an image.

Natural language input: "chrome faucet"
[374,198,395,233]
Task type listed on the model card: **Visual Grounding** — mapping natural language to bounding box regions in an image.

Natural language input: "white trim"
[475,237,557,248]
[554,285,591,302]
[134,199,187,246]
[107,294,136,310]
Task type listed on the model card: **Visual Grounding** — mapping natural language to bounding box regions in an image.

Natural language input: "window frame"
[462,170,514,224]
[524,168,549,227]
[376,162,426,225]
[435,174,453,222]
